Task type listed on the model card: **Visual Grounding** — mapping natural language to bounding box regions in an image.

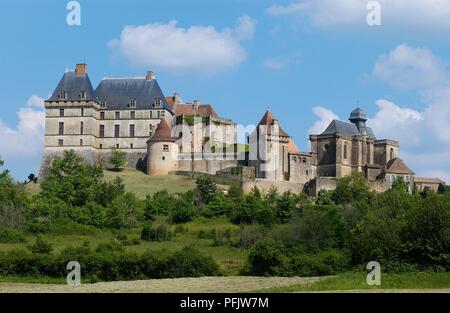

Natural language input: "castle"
[40,64,445,194]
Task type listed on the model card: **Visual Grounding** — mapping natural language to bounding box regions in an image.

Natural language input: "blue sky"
[1,0,450,182]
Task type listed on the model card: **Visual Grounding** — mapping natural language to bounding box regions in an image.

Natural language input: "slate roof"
[384,158,414,174]
[148,118,176,143]
[257,110,289,137]
[349,107,368,122]
[95,78,171,111]
[48,71,95,101]
[321,120,376,139]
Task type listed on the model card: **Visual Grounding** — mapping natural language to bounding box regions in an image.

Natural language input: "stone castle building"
[40,63,445,194]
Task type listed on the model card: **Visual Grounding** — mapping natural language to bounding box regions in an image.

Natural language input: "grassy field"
[24,168,197,198]
[0,217,247,276]
[102,168,197,198]
[255,272,450,292]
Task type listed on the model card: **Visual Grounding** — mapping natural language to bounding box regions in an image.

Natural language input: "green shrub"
[158,247,220,278]
[27,236,53,255]
[0,228,26,243]
[247,239,290,276]
[141,222,173,242]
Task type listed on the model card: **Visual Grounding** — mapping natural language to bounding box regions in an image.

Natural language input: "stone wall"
[242,179,305,194]
[216,166,256,181]
[178,155,240,175]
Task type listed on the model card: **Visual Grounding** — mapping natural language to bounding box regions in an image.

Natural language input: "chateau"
[40,64,445,194]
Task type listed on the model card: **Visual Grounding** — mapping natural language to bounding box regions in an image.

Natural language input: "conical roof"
[148,118,176,142]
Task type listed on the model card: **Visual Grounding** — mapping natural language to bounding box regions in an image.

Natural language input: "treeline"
[1,151,450,279]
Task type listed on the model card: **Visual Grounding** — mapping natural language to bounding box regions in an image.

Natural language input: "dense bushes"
[0,227,26,243]
[0,245,220,281]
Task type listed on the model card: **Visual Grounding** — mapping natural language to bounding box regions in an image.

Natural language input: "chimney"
[75,63,87,75]
[146,71,155,80]
[193,100,200,110]
[173,92,181,104]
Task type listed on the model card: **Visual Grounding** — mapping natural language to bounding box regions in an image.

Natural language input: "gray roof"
[349,107,367,121]
[48,71,95,101]
[321,120,376,139]
[94,78,171,111]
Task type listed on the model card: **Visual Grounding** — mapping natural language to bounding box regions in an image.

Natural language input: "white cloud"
[368,99,423,145]
[373,44,448,90]
[0,95,45,158]
[267,0,450,29]
[309,106,340,134]
[110,16,256,74]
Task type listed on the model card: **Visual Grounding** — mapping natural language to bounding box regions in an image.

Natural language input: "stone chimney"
[193,100,200,110]
[75,63,87,75]
[146,71,155,80]
[173,92,181,104]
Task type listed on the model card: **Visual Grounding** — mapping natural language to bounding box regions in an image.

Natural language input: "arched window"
[390,148,394,160]
[344,142,348,159]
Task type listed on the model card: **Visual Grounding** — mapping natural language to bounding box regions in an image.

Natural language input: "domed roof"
[349,107,367,122]
[148,118,176,143]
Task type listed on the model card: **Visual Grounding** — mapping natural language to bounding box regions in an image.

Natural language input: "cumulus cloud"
[0,95,45,158]
[306,44,450,182]
[267,0,450,29]
[109,16,256,74]
[308,106,340,135]
[373,44,448,90]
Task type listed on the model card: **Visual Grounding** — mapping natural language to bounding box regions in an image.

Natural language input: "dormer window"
[128,98,136,108]
[99,100,106,108]
[79,91,87,100]
[58,91,67,100]
[154,98,162,108]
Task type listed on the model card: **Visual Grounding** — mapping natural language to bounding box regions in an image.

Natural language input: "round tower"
[147,118,179,175]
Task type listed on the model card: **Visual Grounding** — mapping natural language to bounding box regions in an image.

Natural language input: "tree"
[248,239,289,276]
[196,175,216,205]
[109,148,126,170]
[27,236,53,254]
[41,150,103,207]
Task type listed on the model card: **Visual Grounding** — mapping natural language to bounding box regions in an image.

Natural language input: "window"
[116,144,119,148]
[390,148,394,160]
[99,100,106,108]
[80,139,83,146]
[306,170,309,176]
[129,124,135,137]
[128,98,136,107]
[163,144,169,152]
[79,91,87,100]
[114,125,120,138]
[404,175,410,182]
[344,142,348,159]
[58,91,67,100]
[100,112,105,120]
[99,144,103,149]
[81,108,84,116]
[99,125,105,138]
[149,131,153,137]
[58,122,64,135]
[58,139,64,147]
[160,110,165,117]
[115,111,120,119]
[130,143,134,149]
[302,158,307,163]
[130,111,135,119]
[80,122,84,135]
[162,156,166,161]
[157,111,161,118]
[154,98,162,107]
[150,111,153,118]
[59,108,64,117]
